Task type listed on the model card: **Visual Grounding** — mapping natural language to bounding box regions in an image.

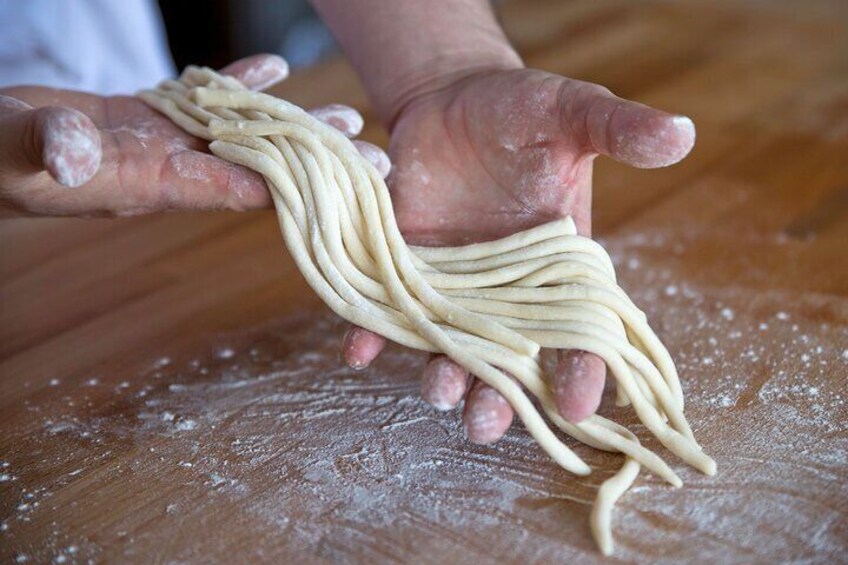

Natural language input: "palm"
[389,69,595,245]
[92,95,264,213]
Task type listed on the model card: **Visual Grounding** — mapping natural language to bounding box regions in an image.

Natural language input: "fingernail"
[342,328,384,370]
[554,352,605,423]
[343,340,369,370]
[309,104,364,138]
[243,54,289,91]
[0,94,32,113]
[342,331,364,370]
[464,388,510,444]
[672,115,695,136]
[421,358,466,410]
[353,140,391,178]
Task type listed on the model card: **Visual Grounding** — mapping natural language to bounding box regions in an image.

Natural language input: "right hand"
[340,67,696,444]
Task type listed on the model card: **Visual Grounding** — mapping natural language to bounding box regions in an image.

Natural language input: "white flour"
[2,236,845,564]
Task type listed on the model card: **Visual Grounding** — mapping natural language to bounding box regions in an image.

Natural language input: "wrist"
[311,0,523,129]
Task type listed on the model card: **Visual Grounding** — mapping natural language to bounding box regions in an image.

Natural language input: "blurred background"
[159,0,338,71]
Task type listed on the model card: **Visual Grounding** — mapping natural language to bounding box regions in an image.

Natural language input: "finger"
[463,379,514,444]
[220,54,290,91]
[309,104,364,138]
[160,150,272,211]
[563,81,696,169]
[0,105,101,188]
[420,355,470,411]
[553,349,606,423]
[341,325,387,370]
[0,94,32,117]
[353,140,392,178]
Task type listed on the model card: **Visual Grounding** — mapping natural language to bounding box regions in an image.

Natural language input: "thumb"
[0,97,101,188]
[561,81,696,169]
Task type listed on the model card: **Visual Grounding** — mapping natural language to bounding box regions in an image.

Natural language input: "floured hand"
[341,68,696,442]
[0,54,389,217]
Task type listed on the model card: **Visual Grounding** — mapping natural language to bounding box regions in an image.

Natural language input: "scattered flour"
[2,235,845,563]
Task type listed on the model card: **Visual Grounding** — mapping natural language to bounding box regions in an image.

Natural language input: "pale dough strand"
[139,67,716,555]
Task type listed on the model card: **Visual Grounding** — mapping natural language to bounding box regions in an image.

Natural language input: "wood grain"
[2,0,846,563]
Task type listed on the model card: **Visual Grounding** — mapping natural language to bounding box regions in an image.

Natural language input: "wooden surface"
[2,0,847,563]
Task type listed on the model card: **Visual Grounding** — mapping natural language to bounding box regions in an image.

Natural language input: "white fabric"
[0,0,175,94]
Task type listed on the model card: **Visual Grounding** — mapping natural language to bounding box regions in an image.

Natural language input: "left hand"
[0,54,388,216]
[340,67,696,443]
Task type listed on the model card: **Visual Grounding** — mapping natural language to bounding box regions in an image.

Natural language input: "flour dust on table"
[3,292,846,562]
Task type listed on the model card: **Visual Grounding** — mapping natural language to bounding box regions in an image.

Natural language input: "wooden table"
[2,0,846,562]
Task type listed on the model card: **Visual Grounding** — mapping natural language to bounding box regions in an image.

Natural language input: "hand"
[341,68,696,443]
[0,54,389,216]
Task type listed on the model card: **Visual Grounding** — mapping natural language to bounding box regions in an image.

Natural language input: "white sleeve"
[0,0,177,94]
